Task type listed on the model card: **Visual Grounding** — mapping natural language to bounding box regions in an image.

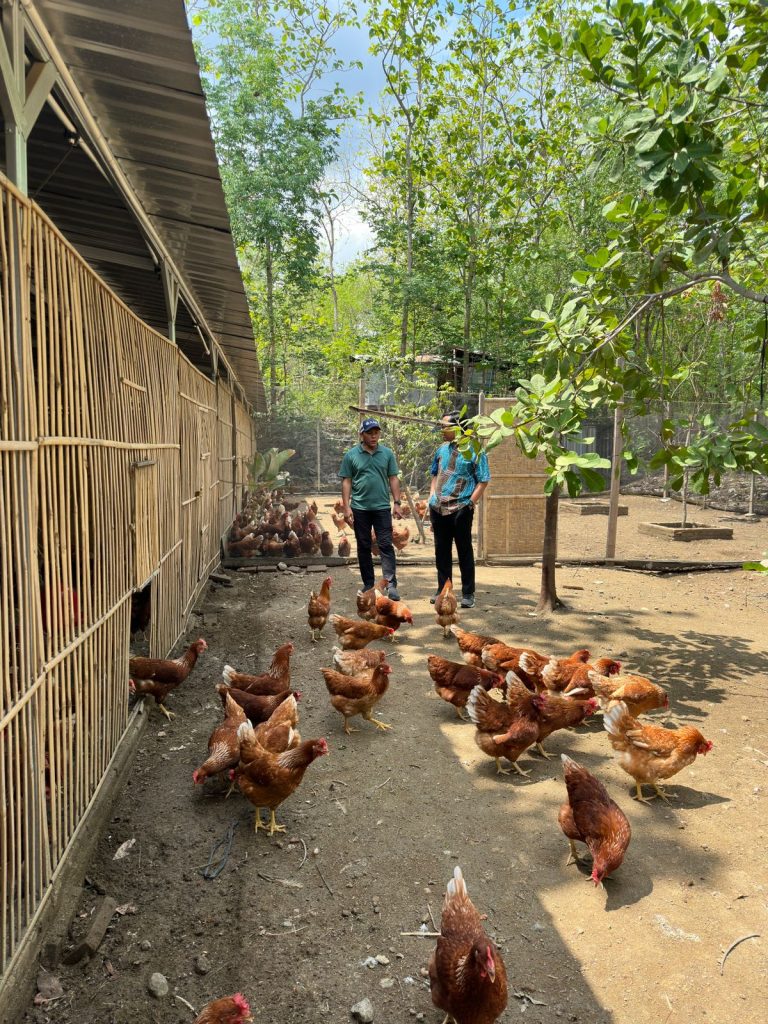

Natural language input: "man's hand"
[343,507,354,527]
[393,503,405,520]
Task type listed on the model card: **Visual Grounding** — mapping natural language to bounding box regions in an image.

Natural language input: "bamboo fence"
[0,174,256,980]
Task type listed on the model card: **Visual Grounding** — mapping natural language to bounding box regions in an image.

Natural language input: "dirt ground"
[23,496,768,1024]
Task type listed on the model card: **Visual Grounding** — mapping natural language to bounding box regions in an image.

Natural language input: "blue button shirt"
[430,442,490,515]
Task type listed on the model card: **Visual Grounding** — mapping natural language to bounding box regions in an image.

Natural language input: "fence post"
[605,403,624,560]
[477,392,485,560]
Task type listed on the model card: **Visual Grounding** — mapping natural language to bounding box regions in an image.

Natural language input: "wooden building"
[0,1,262,1010]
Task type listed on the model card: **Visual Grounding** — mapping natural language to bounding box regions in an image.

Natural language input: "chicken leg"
[511,761,532,777]
[494,758,511,776]
[267,810,286,835]
[566,839,585,866]
[342,719,358,735]
[158,703,175,721]
[535,742,554,759]
[363,711,392,731]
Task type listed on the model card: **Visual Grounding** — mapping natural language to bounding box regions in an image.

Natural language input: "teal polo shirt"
[339,443,399,511]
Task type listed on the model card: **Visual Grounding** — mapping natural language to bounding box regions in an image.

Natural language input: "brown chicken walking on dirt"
[429,865,508,1024]
[434,578,459,638]
[129,638,208,720]
[604,701,713,802]
[559,754,631,886]
[321,663,393,735]
[329,614,395,649]
[307,576,332,641]
[192,692,247,786]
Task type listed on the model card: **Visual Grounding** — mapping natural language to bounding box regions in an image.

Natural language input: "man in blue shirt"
[428,412,490,608]
[339,418,404,600]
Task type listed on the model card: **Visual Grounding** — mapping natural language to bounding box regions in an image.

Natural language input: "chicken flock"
[129,507,714,1024]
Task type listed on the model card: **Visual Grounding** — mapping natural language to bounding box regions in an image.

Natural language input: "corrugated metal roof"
[25,0,265,410]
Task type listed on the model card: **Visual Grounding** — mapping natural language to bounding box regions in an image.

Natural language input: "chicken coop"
[0,2,262,1015]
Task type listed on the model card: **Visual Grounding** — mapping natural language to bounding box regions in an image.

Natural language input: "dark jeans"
[430,504,475,596]
[352,508,397,590]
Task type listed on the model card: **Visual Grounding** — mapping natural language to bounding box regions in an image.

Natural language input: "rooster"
[329,614,395,649]
[427,655,504,719]
[604,701,713,802]
[429,866,508,1024]
[466,675,546,776]
[129,638,207,720]
[321,663,393,735]
[193,993,252,1024]
[434,579,459,638]
[192,692,247,786]
[222,642,293,694]
[559,754,631,886]
[234,723,328,835]
[307,576,332,642]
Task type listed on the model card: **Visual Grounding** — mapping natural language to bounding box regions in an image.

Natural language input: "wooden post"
[605,403,624,560]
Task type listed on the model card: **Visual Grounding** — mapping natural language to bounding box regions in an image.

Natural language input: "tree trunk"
[400,136,414,358]
[537,485,565,614]
[461,260,475,392]
[265,242,277,417]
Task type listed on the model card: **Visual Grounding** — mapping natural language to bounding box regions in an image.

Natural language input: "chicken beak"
[486,960,496,983]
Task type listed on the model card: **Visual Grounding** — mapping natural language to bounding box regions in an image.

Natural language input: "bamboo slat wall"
[0,175,256,979]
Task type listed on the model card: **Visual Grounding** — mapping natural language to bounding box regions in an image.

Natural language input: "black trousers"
[430,504,475,597]
[352,508,397,590]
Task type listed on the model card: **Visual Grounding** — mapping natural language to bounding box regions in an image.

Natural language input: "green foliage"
[247,447,296,490]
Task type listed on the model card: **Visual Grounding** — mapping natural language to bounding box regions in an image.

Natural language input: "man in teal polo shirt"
[340,418,404,600]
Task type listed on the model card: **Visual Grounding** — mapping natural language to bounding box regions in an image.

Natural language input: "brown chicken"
[535,695,599,758]
[129,638,208,719]
[321,663,393,734]
[434,578,459,637]
[235,722,328,835]
[604,701,713,802]
[217,684,300,725]
[282,530,301,558]
[429,866,508,1024]
[356,586,378,621]
[450,624,502,667]
[329,614,395,649]
[427,655,504,719]
[331,511,347,532]
[338,536,351,557]
[193,993,252,1024]
[558,657,623,697]
[518,643,593,692]
[466,676,546,776]
[192,693,247,785]
[307,576,332,642]
[374,593,413,636]
[559,754,631,886]
[319,530,334,557]
[332,646,388,676]
[222,642,293,695]
[391,521,410,551]
[584,671,669,716]
[254,693,301,752]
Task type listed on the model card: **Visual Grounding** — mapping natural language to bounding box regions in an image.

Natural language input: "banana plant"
[246,447,295,491]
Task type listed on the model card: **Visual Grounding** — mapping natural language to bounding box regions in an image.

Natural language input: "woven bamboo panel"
[217,379,236,538]
[480,397,549,556]
[0,173,255,981]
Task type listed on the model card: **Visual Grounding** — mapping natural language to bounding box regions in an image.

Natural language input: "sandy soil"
[23,500,768,1024]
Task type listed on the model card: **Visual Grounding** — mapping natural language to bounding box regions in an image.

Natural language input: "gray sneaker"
[429,593,439,605]
[460,594,475,608]
[387,584,400,601]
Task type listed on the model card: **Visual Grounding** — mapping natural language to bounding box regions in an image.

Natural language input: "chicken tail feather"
[446,864,467,900]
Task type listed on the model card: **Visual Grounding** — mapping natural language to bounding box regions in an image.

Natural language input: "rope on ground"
[201,818,240,880]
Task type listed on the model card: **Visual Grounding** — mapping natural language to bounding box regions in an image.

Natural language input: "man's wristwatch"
[393,500,402,506]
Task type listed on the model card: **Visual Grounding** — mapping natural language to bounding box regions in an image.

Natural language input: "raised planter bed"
[562,501,628,516]
[637,522,733,542]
